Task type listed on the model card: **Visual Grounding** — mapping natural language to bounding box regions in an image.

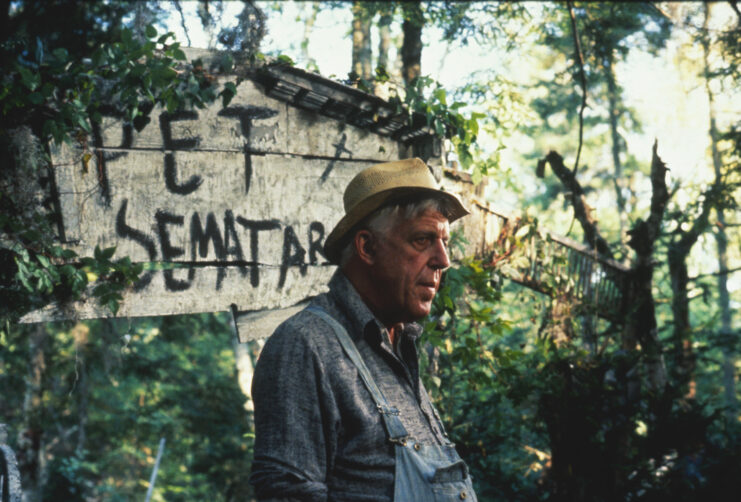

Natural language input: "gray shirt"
[249,270,449,501]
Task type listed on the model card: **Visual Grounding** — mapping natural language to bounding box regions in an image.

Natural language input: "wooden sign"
[22,76,409,331]
[21,55,505,342]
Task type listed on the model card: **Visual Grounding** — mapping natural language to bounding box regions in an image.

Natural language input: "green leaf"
[52,47,69,63]
[18,67,40,91]
[133,114,150,132]
[276,54,295,66]
[107,298,120,315]
[219,54,234,72]
[28,92,44,105]
[145,24,158,39]
[433,88,447,106]
[77,115,91,132]
[101,246,116,260]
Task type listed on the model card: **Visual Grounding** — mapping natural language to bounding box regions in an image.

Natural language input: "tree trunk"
[374,7,393,97]
[401,1,423,88]
[703,1,737,418]
[350,3,372,82]
[667,201,712,398]
[301,2,320,70]
[132,1,156,43]
[606,56,628,249]
[72,323,90,454]
[19,324,47,502]
[668,247,695,397]
[377,9,392,72]
[624,142,670,398]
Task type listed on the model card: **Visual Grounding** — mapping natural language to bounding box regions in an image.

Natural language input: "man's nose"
[429,238,450,271]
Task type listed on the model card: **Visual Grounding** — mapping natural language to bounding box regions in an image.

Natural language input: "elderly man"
[250,158,477,501]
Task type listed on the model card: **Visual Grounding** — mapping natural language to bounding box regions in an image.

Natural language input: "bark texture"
[351,3,372,82]
[703,1,737,418]
[401,2,423,87]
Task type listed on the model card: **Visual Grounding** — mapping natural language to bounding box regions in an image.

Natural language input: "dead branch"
[646,140,670,245]
[566,0,588,176]
[172,1,192,47]
[688,267,741,281]
[731,1,741,24]
[539,150,613,258]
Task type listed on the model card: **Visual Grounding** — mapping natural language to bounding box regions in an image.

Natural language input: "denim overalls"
[307,306,478,502]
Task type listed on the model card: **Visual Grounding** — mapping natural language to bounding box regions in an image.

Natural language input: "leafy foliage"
[1,314,254,501]
[2,3,740,502]
[0,5,236,324]
[390,75,484,172]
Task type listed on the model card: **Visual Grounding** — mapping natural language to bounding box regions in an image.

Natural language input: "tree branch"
[566,0,588,176]
[538,150,613,258]
[730,1,741,24]
[0,0,9,46]
[646,140,670,244]
[689,265,741,282]
[173,0,192,47]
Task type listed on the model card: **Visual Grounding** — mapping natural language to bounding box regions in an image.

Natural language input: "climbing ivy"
[0,25,234,324]
[390,76,484,172]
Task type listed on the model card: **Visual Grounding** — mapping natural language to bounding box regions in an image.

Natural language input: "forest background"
[1,1,739,501]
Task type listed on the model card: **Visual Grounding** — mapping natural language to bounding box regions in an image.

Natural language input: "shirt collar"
[327,270,422,347]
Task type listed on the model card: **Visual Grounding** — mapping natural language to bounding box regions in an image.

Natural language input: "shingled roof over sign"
[251,63,435,144]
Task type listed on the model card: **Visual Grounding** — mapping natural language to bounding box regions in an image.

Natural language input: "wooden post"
[144,437,165,502]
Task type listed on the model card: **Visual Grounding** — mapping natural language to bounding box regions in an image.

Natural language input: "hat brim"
[323,186,469,264]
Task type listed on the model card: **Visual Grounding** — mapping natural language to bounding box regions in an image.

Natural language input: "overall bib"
[307,307,478,502]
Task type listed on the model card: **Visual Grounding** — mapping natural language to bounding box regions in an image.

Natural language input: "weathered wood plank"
[22,47,452,324]
[55,153,372,264]
[91,78,402,160]
[232,302,310,343]
[285,107,404,161]
[20,264,334,323]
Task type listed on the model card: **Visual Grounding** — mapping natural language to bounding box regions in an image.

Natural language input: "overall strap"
[306,306,409,444]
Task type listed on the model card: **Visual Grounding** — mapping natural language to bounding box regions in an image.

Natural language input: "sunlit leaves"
[394,75,482,172]
[0,22,229,322]
[0,25,220,148]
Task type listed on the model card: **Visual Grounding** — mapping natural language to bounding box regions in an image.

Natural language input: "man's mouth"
[418,282,437,295]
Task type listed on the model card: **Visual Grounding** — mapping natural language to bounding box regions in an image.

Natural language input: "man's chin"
[409,301,433,321]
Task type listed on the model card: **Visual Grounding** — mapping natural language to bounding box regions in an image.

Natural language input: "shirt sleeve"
[249,318,338,502]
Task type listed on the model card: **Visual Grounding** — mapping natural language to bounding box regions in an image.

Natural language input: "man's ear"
[354,230,376,265]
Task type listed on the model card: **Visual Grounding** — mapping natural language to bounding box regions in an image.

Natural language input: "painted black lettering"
[115,199,155,291]
[164,153,203,195]
[190,212,226,260]
[91,106,134,205]
[319,132,352,183]
[217,105,278,138]
[218,106,278,194]
[159,110,199,150]
[224,210,247,283]
[190,211,229,290]
[155,210,193,291]
[243,145,252,195]
[308,221,326,265]
[279,225,307,288]
[236,217,281,287]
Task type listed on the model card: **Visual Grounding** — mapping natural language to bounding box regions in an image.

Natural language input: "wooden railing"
[475,202,631,322]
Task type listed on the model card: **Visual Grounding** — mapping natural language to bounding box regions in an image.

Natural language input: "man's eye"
[413,237,430,246]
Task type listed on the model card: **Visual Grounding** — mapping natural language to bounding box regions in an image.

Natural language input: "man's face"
[369,208,451,325]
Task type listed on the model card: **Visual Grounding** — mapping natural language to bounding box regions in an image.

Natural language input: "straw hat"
[323,158,469,264]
